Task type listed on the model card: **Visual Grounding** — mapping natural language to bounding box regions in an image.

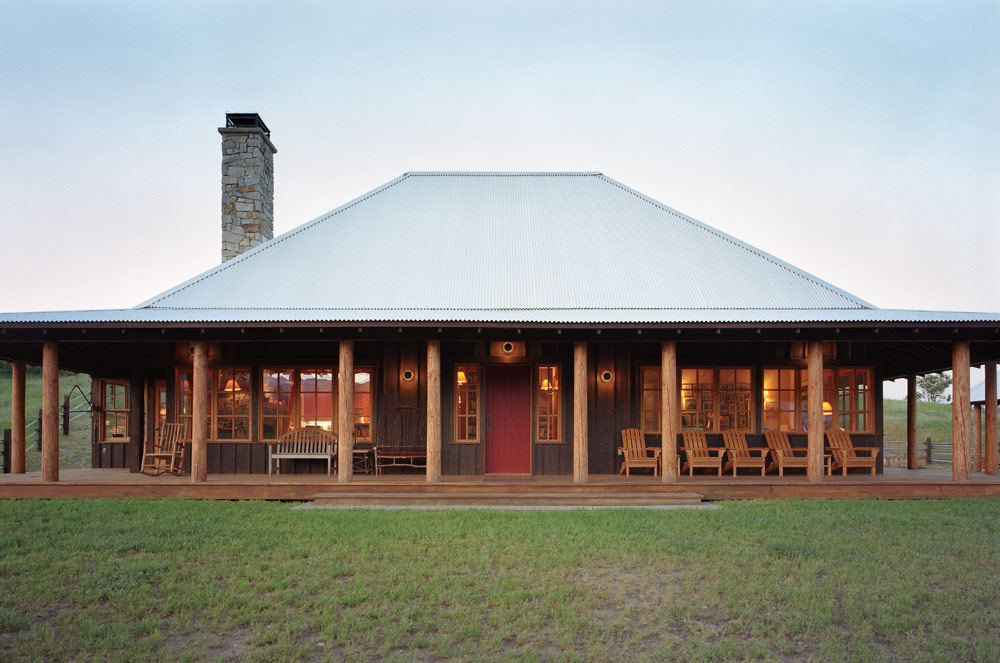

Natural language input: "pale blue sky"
[1,2,997,391]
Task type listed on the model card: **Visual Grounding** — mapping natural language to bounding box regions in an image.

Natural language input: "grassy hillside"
[0,363,93,471]
[882,398,954,443]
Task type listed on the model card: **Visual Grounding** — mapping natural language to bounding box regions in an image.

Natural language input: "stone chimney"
[219,113,276,262]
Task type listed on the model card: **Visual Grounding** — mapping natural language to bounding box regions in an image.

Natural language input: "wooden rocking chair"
[721,430,769,476]
[618,428,661,476]
[825,429,880,476]
[140,422,188,476]
[679,431,725,476]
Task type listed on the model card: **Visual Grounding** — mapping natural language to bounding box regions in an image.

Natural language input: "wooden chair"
[618,428,661,476]
[721,431,769,476]
[140,422,188,476]
[269,426,338,475]
[374,405,427,476]
[679,431,725,476]
[764,430,809,477]
[825,429,880,476]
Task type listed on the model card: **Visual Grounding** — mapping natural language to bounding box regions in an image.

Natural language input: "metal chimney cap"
[224,112,270,137]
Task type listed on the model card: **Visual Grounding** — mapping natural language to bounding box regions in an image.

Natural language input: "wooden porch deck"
[1,468,999,501]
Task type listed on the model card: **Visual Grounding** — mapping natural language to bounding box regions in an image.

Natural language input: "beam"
[128,375,145,473]
[41,342,59,482]
[190,341,208,482]
[426,340,441,482]
[661,341,678,482]
[986,361,997,475]
[951,341,971,481]
[973,404,983,472]
[906,375,917,470]
[10,360,25,474]
[807,340,824,482]
[573,341,588,483]
[338,340,354,483]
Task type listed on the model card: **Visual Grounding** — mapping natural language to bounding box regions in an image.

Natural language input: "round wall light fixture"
[600,370,614,383]
[401,368,416,382]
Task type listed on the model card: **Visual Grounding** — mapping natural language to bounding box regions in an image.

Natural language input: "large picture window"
[763,367,872,433]
[642,367,753,433]
[454,365,479,443]
[100,380,129,441]
[536,365,562,443]
[177,368,250,441]
[260,367,372,442]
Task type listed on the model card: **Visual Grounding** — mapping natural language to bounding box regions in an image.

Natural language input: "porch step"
[310,491,704,507]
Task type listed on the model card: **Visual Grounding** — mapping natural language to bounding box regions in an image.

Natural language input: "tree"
[917,373,951,403]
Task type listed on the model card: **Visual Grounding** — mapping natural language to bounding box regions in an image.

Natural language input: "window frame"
[535,364,563,444]
[453,364,481,444]
[762,366,873,434]
[258,366,374,443]
[640,366,755,434]
[99,379,130,442]
[175,366,252,442]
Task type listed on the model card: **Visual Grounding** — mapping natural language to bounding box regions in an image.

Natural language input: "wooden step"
[311,491,704,507]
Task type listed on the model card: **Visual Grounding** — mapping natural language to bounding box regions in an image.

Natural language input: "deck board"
[1,468,999,500]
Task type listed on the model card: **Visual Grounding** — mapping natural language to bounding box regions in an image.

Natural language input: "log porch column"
[661,341,678,482]
[190,341,209,482]
[986,361,998,475]
[10,360,25,474]
[573,341,588,484]
[426,340,441,482]
[951,341,971,482]
[41,342,59,482]
[906,375,918,470]
[806,340,824,482]
[338,340,354,483]
[973,404,983,472]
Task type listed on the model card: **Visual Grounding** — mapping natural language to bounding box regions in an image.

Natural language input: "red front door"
[484,364,531,474]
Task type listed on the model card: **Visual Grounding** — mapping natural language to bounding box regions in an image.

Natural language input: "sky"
[1,1,997,396]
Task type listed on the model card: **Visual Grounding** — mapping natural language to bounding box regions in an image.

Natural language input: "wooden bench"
[374,406,427,476]
[268,426,338,475]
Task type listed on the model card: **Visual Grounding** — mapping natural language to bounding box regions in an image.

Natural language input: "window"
[763,367,872,433]
[261,370,294,440]
[718,369,753,431]
[354,368,372,442]
[299,369,335,431]
[215,369,251,440]
[177,367,249,441]
[100,380,128,441]
[455,365,479,443]
[536,365,561,442]
[681,369,715,430]
[640,367,661,434]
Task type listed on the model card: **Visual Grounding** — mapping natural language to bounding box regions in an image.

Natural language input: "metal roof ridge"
[595,174,878,310]
[404,171,602,176]
[133,173,415,309]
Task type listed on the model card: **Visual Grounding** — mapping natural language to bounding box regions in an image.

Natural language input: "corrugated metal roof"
[2,172,999,326]
[971,377,999,404]
[135,172,873,312]
[1,308,998,325]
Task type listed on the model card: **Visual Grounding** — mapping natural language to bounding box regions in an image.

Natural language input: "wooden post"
[10,360,25,474]
[985,361,997,475]
[661,341,678,482]
[426,340,441,482]
[128,376,145,473]
[806,340,824,482]
[41,342,59,482]
[973,404,983,472]
[951,341,971,481]
[190,341,209,482]
[906,375,918,470]
[925,437,932,465]
[338,340,354,483]
[573,341,588,484]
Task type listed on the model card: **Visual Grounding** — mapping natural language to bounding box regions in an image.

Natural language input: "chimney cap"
[224,112,270,137]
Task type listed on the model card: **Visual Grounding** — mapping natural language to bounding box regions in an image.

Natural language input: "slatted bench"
[374,405,427,476]
[268,426,338,475]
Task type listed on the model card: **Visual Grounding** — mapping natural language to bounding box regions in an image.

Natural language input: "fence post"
[63,394,70,436]
[2,429,10,474]
[925,437,932,465]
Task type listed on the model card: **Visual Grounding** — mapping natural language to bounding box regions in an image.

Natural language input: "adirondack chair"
[140,422,188,476]
[763,430,809,477]
[374,405,427,476]
[825,429,880,476]
[721,430,769,476]
[268,426,338,475]
[618,428,661,476]
[679,430,725,476]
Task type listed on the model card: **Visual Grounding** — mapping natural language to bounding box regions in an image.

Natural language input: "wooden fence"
[884,439,957,466]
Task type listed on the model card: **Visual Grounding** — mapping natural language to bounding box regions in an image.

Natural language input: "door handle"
[486,413,491,431]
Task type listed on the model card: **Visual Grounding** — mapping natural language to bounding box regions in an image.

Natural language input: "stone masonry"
[218,122,277,262]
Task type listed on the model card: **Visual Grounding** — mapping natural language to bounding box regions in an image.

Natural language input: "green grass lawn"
[0,367,93,472]
[1,499,998,663]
